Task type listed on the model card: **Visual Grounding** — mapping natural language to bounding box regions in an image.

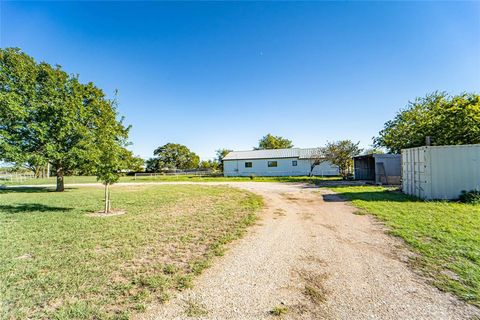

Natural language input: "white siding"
[402,144,480,200]
[224,158,339,177]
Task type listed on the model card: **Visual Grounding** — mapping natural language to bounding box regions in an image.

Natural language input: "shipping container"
[402,144,480,200]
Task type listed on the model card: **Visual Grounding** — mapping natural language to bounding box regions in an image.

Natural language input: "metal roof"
[353,153,401,160]
[223,148,323,160]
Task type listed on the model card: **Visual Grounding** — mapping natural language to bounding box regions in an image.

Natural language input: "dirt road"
[134,182,478,320]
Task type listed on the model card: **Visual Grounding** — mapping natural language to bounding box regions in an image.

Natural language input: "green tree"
[363,148,385,155]
[0,48,46,175]
[215,148,232,171]
[92,96,132,213]
[323,140,362,179]
[374,92,480,153]
[149,143,200,171]
[127,156,145,172]
[145,157,160,172]
[199,160,219,171]
[255,134,293,150]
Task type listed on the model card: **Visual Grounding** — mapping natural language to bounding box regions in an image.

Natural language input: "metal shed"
[353,154,401,185]
[402,144,480,200]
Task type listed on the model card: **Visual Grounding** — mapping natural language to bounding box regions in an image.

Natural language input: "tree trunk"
[56,167,64,192]
[104,183,110,213]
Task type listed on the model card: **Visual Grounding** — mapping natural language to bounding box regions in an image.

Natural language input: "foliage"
[363,148,385,155]
[91,94,133,212]
[0,48,131,192]
[374,92,480,153]
[459,190,480,204]
[128,156,145,172]
[0,185,263,318]
[322,140,362,179]
[199,160,219,170]
[147,143,200,171]
[255,134,293,150]
[331,186,480,306]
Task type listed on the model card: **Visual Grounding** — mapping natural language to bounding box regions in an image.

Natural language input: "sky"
[1,1,479,160]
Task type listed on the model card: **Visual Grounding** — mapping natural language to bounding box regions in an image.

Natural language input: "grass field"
[1,175,341,186]
[0,185,263,319]
[330,186,480,307]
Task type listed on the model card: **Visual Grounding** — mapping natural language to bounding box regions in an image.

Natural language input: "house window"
[292,160,297,166]
[267,161,278,167]
[245,162,252,168]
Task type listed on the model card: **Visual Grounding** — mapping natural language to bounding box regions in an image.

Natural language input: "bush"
[459,190,480,204]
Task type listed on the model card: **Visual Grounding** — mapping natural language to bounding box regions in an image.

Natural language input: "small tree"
[323,140,362,179]
[93,95,131,214]
[307,148,326,176]
[255,134,293,150]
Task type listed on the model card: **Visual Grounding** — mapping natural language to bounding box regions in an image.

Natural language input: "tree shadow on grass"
[0,187,77,194]
[323,189,420,203]
[0,203,73,214]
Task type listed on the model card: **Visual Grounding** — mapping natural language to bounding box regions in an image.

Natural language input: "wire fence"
[134,170,222,180]
[0,172,35,182]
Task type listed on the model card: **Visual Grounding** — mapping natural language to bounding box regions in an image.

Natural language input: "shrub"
[459,190,480,204]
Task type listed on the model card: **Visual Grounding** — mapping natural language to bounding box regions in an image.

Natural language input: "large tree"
[374,92,480,153]
[255,134,293,150]
[147,143,199,171]
[0,48,131,191]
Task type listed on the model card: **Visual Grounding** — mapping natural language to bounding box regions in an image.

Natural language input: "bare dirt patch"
[87,209,127,217]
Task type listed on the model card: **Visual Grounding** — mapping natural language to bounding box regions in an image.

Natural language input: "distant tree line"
[145,144,232,172]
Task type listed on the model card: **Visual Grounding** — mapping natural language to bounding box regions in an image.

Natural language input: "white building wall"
[223,158,339,177]
[402,144,480,200]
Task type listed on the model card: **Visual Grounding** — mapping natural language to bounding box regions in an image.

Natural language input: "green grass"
[269,305,288,316]
[0,184,263,319]
[329,186,480,307]
[1,175,341,186]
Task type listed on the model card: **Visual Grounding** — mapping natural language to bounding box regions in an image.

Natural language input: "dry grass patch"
[297,269,329,305]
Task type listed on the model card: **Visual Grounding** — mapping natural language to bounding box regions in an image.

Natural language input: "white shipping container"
[402,144,480,200]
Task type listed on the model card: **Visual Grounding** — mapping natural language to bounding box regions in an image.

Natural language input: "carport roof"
[223,148,323,160]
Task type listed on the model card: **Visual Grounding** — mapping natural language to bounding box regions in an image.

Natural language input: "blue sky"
[1,1,479,160]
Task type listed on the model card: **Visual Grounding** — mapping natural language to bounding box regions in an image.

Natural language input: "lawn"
[1,175,341,186]
[0,185,263,319]
[330,186,480,307]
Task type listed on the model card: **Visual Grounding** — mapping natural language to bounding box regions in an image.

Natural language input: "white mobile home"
[223,148,339,177]
[402,144,480,200]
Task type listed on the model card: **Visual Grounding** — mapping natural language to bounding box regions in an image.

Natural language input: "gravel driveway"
[130,182,479,320]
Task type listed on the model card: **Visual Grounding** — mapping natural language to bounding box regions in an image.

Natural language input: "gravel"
[133,182,480,320]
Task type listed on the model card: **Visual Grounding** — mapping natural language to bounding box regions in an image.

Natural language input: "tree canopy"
[322,140,362,179]
[147,143,199,171]
[374,92,480,153]
[256,134,293,150]
[0,48,134,192]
